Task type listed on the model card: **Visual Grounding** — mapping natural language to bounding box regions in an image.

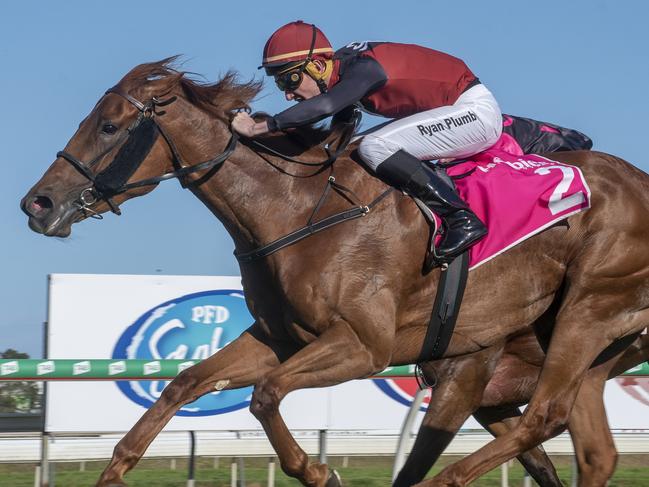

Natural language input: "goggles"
[274,67,304,92]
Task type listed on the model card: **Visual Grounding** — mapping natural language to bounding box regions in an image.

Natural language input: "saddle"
[412,115,593,367]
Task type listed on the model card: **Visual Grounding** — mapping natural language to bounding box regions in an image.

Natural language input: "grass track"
[1,455,648,486]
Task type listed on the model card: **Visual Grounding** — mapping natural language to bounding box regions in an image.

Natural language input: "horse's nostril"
[31,195,54,213]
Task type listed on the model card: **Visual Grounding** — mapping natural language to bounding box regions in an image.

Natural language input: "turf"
[1,455,647,486]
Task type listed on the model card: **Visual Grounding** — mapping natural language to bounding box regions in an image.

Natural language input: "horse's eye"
[101,123,118,135]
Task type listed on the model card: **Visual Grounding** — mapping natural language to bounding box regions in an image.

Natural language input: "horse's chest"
[278,299,330,344]
[246,290,328,345]
[285,321,320,344]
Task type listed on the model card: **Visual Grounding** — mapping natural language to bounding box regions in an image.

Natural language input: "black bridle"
[56,87,391,262]
[56,88,238,217]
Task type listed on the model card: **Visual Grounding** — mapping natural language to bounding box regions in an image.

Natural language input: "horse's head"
[21,57,260,237]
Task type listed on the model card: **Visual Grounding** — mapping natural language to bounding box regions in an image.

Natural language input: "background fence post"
[187,431,196,487]
[392,387,426,482]
[40,432,49,487]
[319,430,327,465]
[501,461,508,487]
[523,471,531,487]
[267,457,275,487]
[231,460,237,487]
[237,456,246,486]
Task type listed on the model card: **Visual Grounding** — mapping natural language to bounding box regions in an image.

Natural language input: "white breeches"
[358,84,503,171]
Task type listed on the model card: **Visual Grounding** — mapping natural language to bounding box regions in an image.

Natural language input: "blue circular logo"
[373,379,430,412]
[112,290,254,416]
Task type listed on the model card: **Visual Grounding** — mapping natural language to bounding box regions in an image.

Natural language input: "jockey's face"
[284,73,320,102]
[277,58,329,102]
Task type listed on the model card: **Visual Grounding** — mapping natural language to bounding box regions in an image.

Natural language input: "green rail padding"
[0,359,196,381]
[0,360,647,381]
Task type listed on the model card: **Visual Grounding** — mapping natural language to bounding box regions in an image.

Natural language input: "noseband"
[56,88,238,217]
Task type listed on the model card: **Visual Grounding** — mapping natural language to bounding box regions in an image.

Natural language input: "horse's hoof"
[325,469,342,487]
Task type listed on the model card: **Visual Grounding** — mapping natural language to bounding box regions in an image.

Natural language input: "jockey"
[232,20,503,262]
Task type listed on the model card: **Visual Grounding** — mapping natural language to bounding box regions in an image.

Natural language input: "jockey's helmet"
[260,21,334,92]
[260,21,333,72]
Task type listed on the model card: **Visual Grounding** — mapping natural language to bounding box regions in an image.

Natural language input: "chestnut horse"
[21,60,649,486]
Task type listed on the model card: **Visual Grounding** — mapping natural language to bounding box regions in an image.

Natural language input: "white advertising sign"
[46,274,649,434]
[47,274,378,433]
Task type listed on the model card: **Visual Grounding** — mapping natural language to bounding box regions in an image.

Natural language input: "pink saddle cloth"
[436,137,591,270]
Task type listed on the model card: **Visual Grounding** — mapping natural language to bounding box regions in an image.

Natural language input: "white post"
[523,471,532,487]
[214,457,220,469]
[501,461,509,487]
[79,461,86,472]
[571,455,578,487]
[40,433,49,487]
[319,430,327,464]
[171,458,177,470]
[392,388,427,482]
[188,431,196,487]
[231,461,237,487]
[267,458,275,487]
[33,466,41,487]
[237,457,246,486]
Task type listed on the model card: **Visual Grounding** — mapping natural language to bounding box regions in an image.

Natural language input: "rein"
[57,88,391,262]
[247,108,360,172]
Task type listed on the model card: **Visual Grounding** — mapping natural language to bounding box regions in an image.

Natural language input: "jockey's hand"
[232,112,269,138]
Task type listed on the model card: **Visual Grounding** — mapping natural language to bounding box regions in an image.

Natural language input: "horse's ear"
[139,71,183,101]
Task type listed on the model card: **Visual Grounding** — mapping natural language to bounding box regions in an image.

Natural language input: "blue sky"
[1,1,647,357]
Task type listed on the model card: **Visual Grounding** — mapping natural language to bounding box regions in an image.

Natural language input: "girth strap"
[417,250,469,363]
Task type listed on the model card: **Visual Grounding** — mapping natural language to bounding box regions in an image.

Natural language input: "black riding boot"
[376,150,487,262]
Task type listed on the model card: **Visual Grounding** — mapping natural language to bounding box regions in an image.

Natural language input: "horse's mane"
[116,56,333,148]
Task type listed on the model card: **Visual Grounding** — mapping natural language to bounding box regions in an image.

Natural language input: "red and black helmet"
[260,20,334,74]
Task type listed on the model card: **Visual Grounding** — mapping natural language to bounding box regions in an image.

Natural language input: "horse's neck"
[172,110,331,253]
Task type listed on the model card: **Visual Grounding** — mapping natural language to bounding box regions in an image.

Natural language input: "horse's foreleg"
[96,328,283,487]
[393,345,502,487]
[250,320,392,487]
[473,407,562,487]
